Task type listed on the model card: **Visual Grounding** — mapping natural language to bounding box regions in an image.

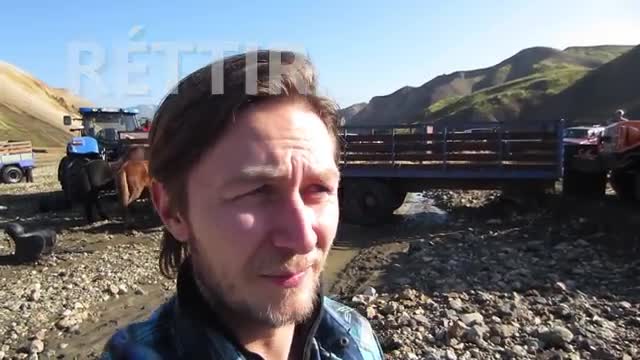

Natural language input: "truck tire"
[562,169,606,198]
[610,170,637,201]
[1,165,24,184]
[341,179,396,226]
[391,190,407,211]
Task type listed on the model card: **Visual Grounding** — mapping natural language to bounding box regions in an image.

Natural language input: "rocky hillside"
[0,61,92,147]
[338,102,367,125]
[344,45,634,127]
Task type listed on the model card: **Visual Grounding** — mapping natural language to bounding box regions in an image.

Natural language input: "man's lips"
[261,268,310,288]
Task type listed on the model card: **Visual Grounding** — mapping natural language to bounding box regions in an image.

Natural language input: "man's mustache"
[258,253,322,275]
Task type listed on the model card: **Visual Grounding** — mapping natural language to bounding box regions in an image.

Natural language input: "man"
[141,119,151,132]
[609,109,629,124]
[100,50,385,360]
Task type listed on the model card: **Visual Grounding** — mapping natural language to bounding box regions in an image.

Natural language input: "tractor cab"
[63,107,142,162]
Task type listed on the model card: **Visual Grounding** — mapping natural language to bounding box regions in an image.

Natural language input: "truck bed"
[0,140,35,168]
[338,122,563,182]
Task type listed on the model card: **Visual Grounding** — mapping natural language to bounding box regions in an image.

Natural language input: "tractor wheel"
[610,170,637,202]
[1,165,24,184]
[341,179,396,226]
[58,156,73,191]
[61,157,91,202]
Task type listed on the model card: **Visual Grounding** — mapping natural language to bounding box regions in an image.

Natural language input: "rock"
[400,288,417,300]
[509,345,527,358]
[554,281,568,292]
[464,325,489,345]
[118,284,128,295]
[490,324,516,338]
[445,349,457,360]
[459,312,484,326]
[34,330,46,340]
[28,290,41,302]
[134,286,147,295]
[359,286,377,297]
[108,285,119,296]
[381,302,398,316]
[59,343,68,350]
[0,351,4,360]
[589,348,618,360]
[29,339,44,353]
[448,320,469,339]
[448,298,464,311]
[56,317,75,330]
[365,307,377,319]
[539,326,574,349]
[413,314,429,325]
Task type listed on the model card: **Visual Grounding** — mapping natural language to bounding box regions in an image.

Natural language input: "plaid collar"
[171,258,325,359]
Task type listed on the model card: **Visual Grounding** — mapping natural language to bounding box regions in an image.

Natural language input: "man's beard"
[190,250,323,328]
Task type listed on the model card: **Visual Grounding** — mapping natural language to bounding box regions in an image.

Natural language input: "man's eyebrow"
[221,165,340,189]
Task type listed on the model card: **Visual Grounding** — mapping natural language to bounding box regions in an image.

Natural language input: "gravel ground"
[0,150,174,359]
[333,190,640,360]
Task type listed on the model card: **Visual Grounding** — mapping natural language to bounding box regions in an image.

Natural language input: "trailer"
[0,140,35,184]
[337,119,565,225]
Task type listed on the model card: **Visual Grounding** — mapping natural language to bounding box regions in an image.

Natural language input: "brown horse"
[110,146,147,173]
[115,159,152,221]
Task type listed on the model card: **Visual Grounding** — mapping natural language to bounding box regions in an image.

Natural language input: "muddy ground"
[1,149,639,359]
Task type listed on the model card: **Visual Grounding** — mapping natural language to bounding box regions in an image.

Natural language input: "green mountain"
[520,44,640,124]
[422,45,638,127]
[343,45,635,128]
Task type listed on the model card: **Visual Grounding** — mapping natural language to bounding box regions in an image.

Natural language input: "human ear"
[150,180,191,242]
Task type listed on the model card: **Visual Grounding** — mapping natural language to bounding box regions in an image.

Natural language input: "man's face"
[165,99,340,326]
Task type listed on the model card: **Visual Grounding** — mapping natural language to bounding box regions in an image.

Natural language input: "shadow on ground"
[333,192,640,303]
[0,191,162,235]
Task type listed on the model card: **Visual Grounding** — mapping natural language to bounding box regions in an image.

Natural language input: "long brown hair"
[148,50,341,278]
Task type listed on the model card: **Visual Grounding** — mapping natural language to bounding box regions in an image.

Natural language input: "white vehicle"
[563,126,605,145]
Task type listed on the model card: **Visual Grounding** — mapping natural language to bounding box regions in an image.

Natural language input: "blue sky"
[1,0,638,109]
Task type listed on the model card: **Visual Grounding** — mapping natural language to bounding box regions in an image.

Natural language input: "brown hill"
[0,61,93,147]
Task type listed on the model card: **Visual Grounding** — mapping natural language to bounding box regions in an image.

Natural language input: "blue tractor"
[57,107,145,198]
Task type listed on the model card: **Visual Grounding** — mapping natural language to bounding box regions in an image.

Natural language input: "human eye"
[245,184,272,197]
[303,183,335,202]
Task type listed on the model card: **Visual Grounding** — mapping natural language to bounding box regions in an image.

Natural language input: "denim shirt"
[100,261,385,360]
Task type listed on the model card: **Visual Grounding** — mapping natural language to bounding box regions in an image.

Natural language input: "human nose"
[271,193,317,254]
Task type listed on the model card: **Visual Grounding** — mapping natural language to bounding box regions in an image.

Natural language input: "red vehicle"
[563,117,640,201]
[599,119,640,201]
